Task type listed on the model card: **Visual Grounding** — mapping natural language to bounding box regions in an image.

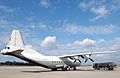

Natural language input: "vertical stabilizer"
[7,30,24,47]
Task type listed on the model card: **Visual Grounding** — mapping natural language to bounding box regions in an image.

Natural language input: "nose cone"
[1,49,7,55]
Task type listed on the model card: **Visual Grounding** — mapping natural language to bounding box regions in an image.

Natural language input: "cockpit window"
[5,46,10,49]
[7,47,10,49]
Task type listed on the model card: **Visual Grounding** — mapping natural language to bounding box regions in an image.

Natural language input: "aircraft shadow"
[22,69,94,73]
[22,70,52,73]
[75,69,95,71]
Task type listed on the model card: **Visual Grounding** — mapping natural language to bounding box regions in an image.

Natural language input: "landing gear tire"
[62,66,68,71]
[73,67,76,70]
[62,66,77,71]
[109,67,113,70]
[51,68,57,71]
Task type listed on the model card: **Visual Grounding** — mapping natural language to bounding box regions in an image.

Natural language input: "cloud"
[40,0,50,8]
[79,0,120,21]
[59,37,120,52]
[35,36,120,53]
[0,5,14,13]
[90,6,109,21]
[25,16,35,22]
[65,23,78,34]
[40,36,58,50]
[79,2,88,9]
[27,22,49,30]
[73,38,96,47]
[110,38,120,50]
[0,18,8,27]
[64,23,117,35]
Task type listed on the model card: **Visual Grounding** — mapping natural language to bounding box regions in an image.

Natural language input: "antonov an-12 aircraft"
[1,30,116,71]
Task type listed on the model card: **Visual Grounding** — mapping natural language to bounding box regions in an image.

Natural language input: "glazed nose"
[1,49,7,54]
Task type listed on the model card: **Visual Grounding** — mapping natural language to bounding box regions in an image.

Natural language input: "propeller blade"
[85,59,88,63]
[73,59,81,63]
[78,59,81,63]
[80,55,84,59]
[73,60,76,63]
[89,58,94,62]
[69,57,73,60]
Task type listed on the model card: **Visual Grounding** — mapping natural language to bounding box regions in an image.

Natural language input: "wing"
[58,50,117,63]
[59,50,116,58]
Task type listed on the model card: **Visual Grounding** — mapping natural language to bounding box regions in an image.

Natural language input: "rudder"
[7,30,24,47]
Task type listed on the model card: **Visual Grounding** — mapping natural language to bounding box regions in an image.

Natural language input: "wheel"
[105,67,108,70]
[51,68,57,71]
[62,66,68,71]
[109,67,113,70]
[73,67,76,70]
[62,68,67,71]
[62,66,76,71]
[69,66,76,71]
[97,67,100,70]
[94,66,97,70]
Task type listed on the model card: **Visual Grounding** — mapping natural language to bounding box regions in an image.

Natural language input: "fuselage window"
[52,61,62,63]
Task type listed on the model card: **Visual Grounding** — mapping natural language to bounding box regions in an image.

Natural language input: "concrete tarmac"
[0,66,119,78]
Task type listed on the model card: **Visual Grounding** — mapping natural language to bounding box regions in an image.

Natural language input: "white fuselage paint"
[1,47,80,69]
[21,48,80,68]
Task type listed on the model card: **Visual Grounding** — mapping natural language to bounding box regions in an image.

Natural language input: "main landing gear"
[65,66,76,71]
[51,68,57,71]
[51,66,77,71]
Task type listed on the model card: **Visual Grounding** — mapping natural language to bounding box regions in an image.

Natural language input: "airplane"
[1,30,116,71]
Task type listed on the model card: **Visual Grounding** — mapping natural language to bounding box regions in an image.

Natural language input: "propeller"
[89,58,94,62]
[80,54,94,63]
[73,59,81,63]
[85,58,94,63]
[69,56,81,63]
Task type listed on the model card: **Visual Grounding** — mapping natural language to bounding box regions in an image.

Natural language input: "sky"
[0,0,120,63]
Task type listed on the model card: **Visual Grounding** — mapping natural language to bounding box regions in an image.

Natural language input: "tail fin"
[7,30,24,47]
